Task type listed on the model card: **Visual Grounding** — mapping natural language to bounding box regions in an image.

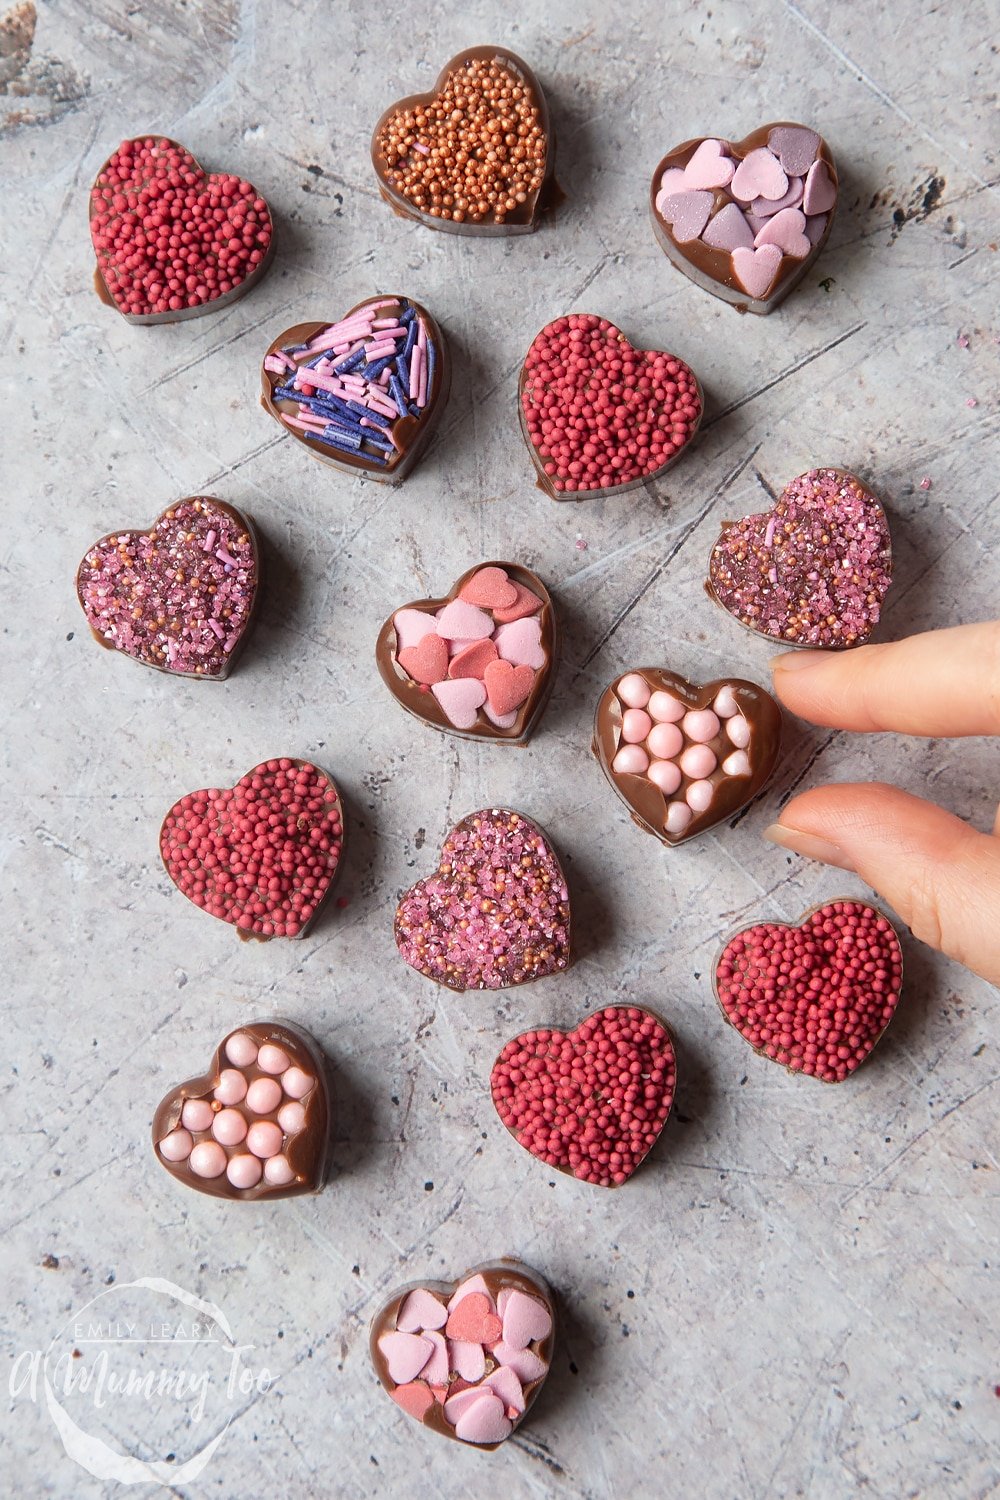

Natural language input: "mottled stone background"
[2,1,998,1495]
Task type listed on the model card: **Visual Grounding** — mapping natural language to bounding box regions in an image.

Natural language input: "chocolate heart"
[153,1020,329,1199]
[370,1263,555,1447]
[706,467,892,648]
[649,122,837,313]
[75,496,260,680]
[371,47,558,235]
[394,808,571,991]
[491,1005,676,1187]
[260,295,449,484]
[519,313,703,500]
[593,670,781,845]
[90,135,274,323]
[159,758,344,940]
[714,900,904,1082]
[376,563,557,744]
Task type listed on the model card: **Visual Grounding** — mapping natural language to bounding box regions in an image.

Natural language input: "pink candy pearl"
[686,779,715,813]
[246,1077,282,1114]
[215,1068,248,1105]
[713,685,739,718]
[212,1107,248,1146]
[680,743,717,779]
[727,714,751,748]
[226,1032,258,1067]
[189,1141,227,1178]
[264,1154,296,1186]
[682,709,720,742]
[648,691,685,722]
[622,708,653,743]
[247,1120,284,1158]
[227,1154,263,1189]
[617,673,651,708]
[647,722,683,760]
[281,1067,314,1099]
[723,749,752,777]
[159,1128,193,1162]
[613,744,649,775]
[647,759,682,795]
[257,1044,290,1075]
[278,1100,306,1134]
[181,1098,214,1132]
[664,801,693,834]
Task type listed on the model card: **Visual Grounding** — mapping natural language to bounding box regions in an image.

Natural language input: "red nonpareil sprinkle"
[491,1006,676,1187]
[714,901,904,1082]
[90,137,272,317]
[520,313,701,494]
[160,759,343,940]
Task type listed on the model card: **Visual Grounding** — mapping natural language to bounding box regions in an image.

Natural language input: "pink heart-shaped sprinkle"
[483,1365,526,1414]
[767,126,820,177]
[458,566,518,610]
[483,702,518,729]
[448,1339,486,1382]
[448,638,498,680]
[447,1275,495,1313]
[494,616,546,669]
[447,636,477,657]
[496,1287,514,1316]
[396,1287,448,1333]
[431,678,487,729]
[393,606,435,651]
[419,1329,449,1385]
[492,1341,548,1382]
[483,659,535,717]
[397,632,449,686]
[656,166,689,205]
[754,207,810,259]
[682,138,735,189]
[378,1331,433,1385]
[658,189,714,243]
[443,1385,491,1425]
[802,158,836,215]
[453,1391,513,1445]
[392,1381,435,1420]
[500,1289,553,1351]
[701,202,755,252]
[751,177,803,218]
[806,212,828,245]
[435,598,494,641]
[731,147,788,204]
[730,243,783,299]
[492,580,543,624]
[445,1291,504,1345]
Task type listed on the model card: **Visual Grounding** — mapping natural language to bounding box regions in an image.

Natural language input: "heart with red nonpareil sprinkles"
[394,808,571,991]
[371,1264,556,1447]
[491,1006,677,1187]
[75,496,260,680]
[706,467,892,648]
[714,900,904,1082]
[90,135,274,323]
[376,562,557,744]
[159,758,344,941]
[519,312,702,500]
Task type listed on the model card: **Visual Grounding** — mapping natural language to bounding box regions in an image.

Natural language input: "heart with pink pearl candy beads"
[593,669,782,845]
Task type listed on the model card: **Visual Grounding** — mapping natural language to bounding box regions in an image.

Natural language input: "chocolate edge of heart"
[369,1260,556,1446]
[517,315,704,501]
[648,122,837,312]
[75,496,262,682]
[260,297,450,483]
[375,561,558,743]
[369,46,558,236]
[152,1019,331,1200]
[592,670,782,845]
[159,758,345,942]
[91,135,276,325]
[711,900,905,1083]
[490,1004,677,1188]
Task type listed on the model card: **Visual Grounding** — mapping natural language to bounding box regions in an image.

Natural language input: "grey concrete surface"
[2,1,999,1496]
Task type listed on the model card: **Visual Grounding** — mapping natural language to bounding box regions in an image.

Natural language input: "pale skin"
[764,622,1000,985]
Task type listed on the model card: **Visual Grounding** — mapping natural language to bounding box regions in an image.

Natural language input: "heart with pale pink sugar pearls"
[371,1266,555,1447]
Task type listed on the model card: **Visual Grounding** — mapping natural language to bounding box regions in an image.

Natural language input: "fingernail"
[769,650,834,674]
[763,824,857,872]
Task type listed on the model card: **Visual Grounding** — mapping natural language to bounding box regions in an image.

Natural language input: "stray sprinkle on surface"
[957,333,970,348]
[919,476,933,490]
[967,397,979,407]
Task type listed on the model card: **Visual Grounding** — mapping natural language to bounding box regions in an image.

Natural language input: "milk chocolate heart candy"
[371,1262,555,1447]
[76,497,260,680]
[714,900,904,1082]
[492,1006,677,1186]
[593,670,781,846]
[649,122,837,313]
[519,313,703,500]
[706,468,892,648]
[376,563,557,744]
[260,295,449,484]
[395,808,571,991]
[90,136,274,323]
[153,1020,329,1199]
[371,47,558,235]
[159,758,344,940]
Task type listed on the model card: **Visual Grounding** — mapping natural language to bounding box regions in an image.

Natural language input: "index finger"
[770,621,1000,737]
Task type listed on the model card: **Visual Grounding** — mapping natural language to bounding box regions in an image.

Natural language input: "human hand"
[763,622,1000,984]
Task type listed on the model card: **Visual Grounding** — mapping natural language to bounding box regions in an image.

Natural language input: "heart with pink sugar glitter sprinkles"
[394,808,571,991]
[706,468,892,648]
[370,1264,555,1447]
[159,758,344,940]
[714,901,904,1082]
